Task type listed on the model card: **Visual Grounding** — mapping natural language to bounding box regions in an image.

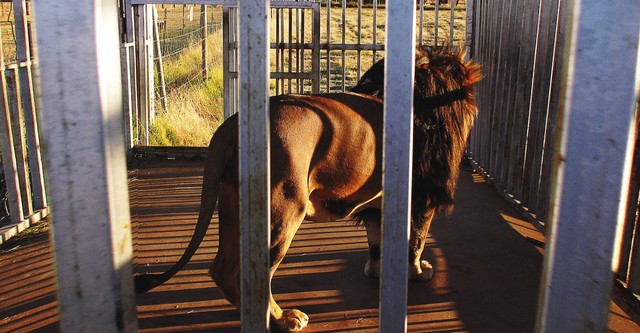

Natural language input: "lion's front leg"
[359,209,382,278]
[409,209,435,281]
[361,207,435,281]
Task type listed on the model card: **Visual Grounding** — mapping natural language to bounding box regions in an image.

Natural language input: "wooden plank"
[31,0,137,331]
[238,0,270,331]
[536,0,640,331]
[379,0,415,331]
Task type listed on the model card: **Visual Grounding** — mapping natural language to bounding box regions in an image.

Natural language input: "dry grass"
[150,3,467,146]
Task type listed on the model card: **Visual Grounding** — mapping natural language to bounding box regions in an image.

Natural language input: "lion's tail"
[134,118,236,293]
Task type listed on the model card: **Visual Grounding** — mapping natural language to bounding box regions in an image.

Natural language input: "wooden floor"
[1,158,639,332]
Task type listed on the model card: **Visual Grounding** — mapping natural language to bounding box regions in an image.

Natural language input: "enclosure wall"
[468,0,560,226]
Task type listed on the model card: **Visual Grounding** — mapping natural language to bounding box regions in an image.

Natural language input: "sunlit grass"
[150,3,466,146]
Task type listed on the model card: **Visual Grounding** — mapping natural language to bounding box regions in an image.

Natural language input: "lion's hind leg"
[355,208,383,278]
[268,185,309,332]
[357,208,435,282]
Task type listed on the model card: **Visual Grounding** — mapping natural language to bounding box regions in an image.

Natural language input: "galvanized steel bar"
[536,1,640,332]
[5,69,32,217]
[12,0,46,211]
[341,0,346,91]
[380,0,416,331]
[238,0,271,331]
[372,0,378,62]
[325,0,331,92]
[31,0,137,331]
[434,0,439,46]
[449,0,455,45]
[0,26,23,226]
[418,0,424,45]
[311,3,320,93]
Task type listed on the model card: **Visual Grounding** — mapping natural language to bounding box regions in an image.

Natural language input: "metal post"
[238,0,270,331]
[31,0,137,332]
[201,4,208,80]
[0,28,23,226]
[536,0,640,332]
[13,0,46,211]
[380,0,416,331]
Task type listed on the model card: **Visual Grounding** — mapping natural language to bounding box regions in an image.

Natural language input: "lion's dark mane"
[351,46,481,218]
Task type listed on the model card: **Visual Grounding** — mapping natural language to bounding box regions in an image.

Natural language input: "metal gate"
[123,0,469,147]
[0,0,48,242]
[22,0,640,332]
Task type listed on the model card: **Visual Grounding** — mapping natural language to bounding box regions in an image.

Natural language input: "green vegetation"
[150,29,225,146]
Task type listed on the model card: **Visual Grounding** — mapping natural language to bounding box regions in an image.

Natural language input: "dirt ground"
[1,159,639,332]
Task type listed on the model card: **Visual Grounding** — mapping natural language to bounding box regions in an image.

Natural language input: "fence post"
[379,0,416,331]
[536,0,640,331]
[201,4,208,80]
[31,0,137,331]
[238,0,270,331]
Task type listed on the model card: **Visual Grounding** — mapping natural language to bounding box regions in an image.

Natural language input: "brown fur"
[135,46,481,332]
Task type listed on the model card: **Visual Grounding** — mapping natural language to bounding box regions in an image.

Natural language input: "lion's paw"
[411,260,434,281]
[273,309,309,332]
[364,259,380,279]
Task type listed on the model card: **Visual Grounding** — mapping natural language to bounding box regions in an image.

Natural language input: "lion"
[135,46,481,332]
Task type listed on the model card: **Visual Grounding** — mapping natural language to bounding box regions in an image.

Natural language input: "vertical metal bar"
[312,3,320,94]
[153,5,168,114]
[122,0,137,149]
[6,69,32,216]
[201,5,208,80]
[288,8,293,92]
[297,8,303,93]
[325,1,331,92]
[536,1,640,331]
[280,8,286,93]
[357,0,362,80]
[238,0,270,331]
[464,0,474,57]
[434,0,439,46]
[380,0,416,331]
[222,5,231,118]
[0,28,24,226]
[419,0,424,45]
[31,0,137,331]
[275,8,281,95]
[341,0,346,91]
[372,0,377,61]
[449,0,455,45]
[13,0,46,211]
[135,5,150,145]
